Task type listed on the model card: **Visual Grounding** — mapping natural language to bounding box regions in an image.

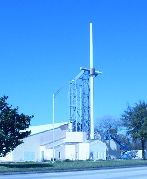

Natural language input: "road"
[1,167,147,179]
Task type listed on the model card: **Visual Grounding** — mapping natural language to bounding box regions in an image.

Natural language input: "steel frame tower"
[69,69,90,138]
[69,23,102,139]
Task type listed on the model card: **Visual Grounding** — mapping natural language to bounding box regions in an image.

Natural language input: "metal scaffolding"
[69,69,91,139]
[69,23,102,139]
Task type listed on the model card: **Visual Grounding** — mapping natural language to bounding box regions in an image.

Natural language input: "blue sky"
[0,0,147,126]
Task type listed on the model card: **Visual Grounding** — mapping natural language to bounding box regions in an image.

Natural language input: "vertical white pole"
[52,94,55,162]
[90,23,93,69]
[90,22,94,140]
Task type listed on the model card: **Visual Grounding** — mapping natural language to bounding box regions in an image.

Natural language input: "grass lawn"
[0,160,147,173]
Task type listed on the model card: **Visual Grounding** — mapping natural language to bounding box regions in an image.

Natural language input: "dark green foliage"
[121,101,147,159]
[0,96,33,157]
[0,162,53,168]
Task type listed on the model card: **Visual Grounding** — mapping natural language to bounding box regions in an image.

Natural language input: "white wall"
[90,140,106,160]
[65,132,86,143]
[12,134,41,161]
[0,124,107,162]
[75,143,89,160]
[40,126,66,146]
[55,145,76,160]
[10,125,67,162]
[40,146,53,161]
[55,145,65,160]
[132,150,147,159]
[65,145,75,160]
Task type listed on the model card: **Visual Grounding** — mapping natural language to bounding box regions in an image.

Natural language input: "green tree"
[121,101,147,160]
[0,96,33,157]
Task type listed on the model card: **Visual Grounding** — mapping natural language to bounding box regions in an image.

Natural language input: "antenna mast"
[89,22,94,139]
[69,23,102,140]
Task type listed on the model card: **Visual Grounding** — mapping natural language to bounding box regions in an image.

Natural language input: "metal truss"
[69,70,90,139]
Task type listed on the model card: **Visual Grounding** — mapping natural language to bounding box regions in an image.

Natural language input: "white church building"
[0,122,106,162]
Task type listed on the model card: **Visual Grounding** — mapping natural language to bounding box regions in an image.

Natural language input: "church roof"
[29,122,68,135]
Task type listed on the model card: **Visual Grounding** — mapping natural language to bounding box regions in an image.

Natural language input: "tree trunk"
[141,139,145,160]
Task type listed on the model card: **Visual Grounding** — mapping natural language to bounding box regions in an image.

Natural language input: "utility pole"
[52,84,67,162]
[52,93,55,162]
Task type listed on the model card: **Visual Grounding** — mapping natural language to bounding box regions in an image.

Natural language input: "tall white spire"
[90,22,94,140]
[90,23,93,69]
